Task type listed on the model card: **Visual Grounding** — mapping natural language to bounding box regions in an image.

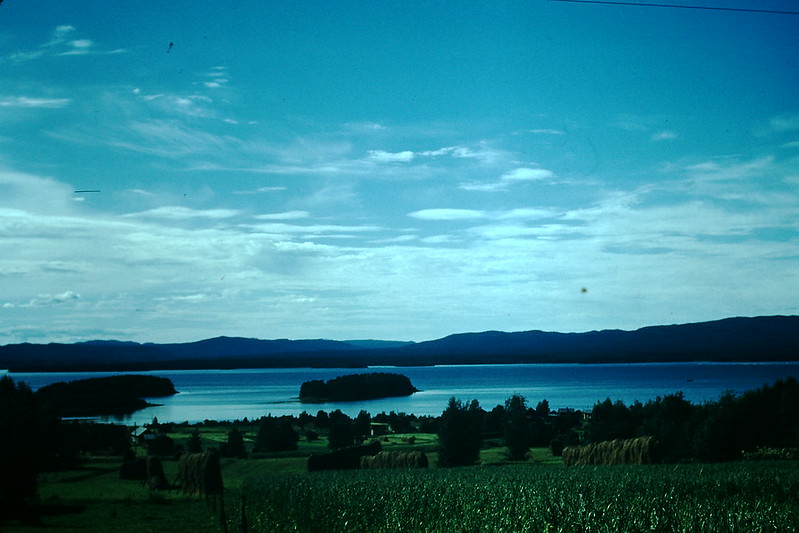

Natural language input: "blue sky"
[1,1,798,344]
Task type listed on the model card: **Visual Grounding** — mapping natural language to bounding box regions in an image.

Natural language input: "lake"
[8,362,799,425]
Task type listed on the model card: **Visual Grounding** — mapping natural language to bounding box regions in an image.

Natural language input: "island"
[299,372,418,402]
[35,374,177,417]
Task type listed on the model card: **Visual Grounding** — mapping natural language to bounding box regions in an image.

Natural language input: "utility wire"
[550,0,799,15]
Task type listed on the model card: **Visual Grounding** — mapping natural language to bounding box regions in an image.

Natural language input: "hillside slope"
[1,316,797,371]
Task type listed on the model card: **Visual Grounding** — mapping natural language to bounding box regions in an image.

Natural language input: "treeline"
[432,377,799,466]
[251,409,436,453]
[584,377,799,462]
[239,396,584,468]
[299,372,418,402]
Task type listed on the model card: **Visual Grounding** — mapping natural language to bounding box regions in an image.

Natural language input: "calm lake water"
[8,362,799,425]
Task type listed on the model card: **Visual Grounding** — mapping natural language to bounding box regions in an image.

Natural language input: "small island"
[36,374,177,417]
[299,372,418,402]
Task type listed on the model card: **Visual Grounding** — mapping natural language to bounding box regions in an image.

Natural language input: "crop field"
[242,462,799,533]
[4,427,799,533]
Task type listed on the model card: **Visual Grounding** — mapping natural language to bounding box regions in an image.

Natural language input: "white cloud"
[203,66,230,89]
[500,208,558,220]
[154,293,211,303]
[419,146,480,158]
[255,211,310,220]
[53,25,76,37]
[501,168,554,182]
[526,129,566,135]
[0,96,71,108]
[8,25,123,62]
[460,166,555,192]
[36,291,80,305]
[344,121,387,132]
[245,222,382,236]
[421,234,458,244]
[124,206,241,220]
[125,188,154,196]
[60,39,95,55]
[0,168,76,213]
[651,130,678,141]
[458,182,507,192]
[6,291,82,309]
[134,93,218,120]
[408,208,488,221]
[683,155,775,184]
[367,150,415,163]
[768,114,799,133]
[370,234,418,244]
[467,223,565,240]
[233,186,287,194]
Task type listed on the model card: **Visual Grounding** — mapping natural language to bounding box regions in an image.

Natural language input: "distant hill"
[1,316,797,371]
[344,340,416,350]
[388,316,799,365]
[0,337,362,371]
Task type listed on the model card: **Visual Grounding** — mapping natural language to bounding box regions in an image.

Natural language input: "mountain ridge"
[1,315,797,371]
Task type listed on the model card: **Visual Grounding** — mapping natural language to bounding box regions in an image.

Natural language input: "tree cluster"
[0,376,58,524]
[435,395,582,466]
[254,416,299,453]
[584,377,799,462]
[437,398,483,466]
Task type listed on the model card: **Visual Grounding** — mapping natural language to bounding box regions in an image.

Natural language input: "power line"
[550,0,799,15]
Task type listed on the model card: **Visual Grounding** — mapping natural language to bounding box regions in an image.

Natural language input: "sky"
[1,1,798,344]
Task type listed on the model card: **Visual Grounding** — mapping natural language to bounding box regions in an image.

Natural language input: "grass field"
[4,428,799,532]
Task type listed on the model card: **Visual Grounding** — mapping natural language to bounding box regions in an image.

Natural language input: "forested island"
[35,375,177,417]
[299,372,418,402]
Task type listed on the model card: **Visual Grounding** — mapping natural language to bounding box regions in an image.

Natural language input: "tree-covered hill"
[1,315,797,371]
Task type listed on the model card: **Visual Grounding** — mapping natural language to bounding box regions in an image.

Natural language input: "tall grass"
[241,462,799,532]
